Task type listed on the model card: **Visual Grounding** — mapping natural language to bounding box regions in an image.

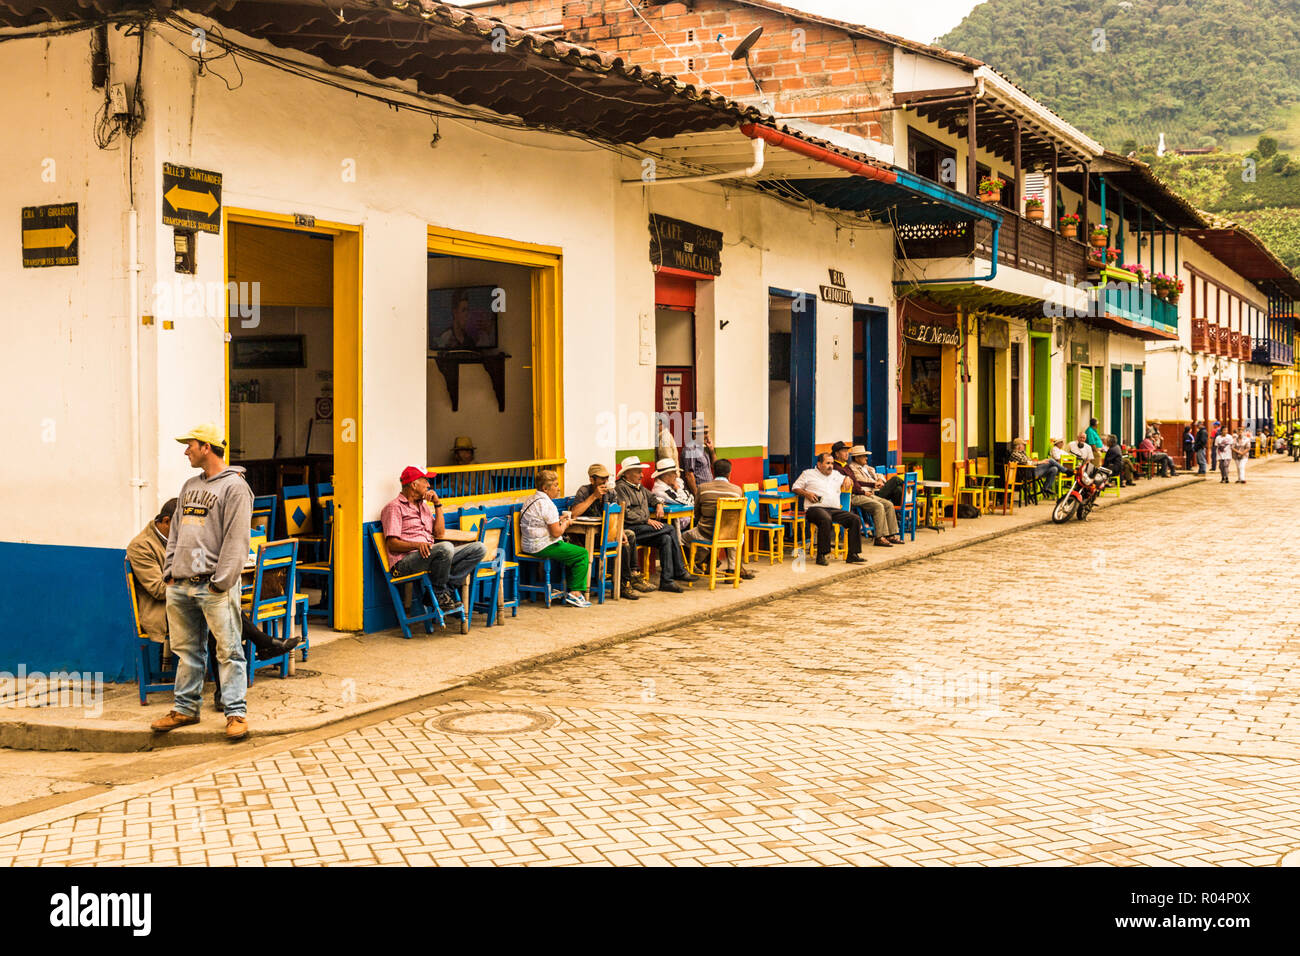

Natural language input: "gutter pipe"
[623,135,764,185]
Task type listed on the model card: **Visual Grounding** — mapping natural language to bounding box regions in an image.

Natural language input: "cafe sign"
[820,266,854,305]
[980,317,1009,349]
[903,318,961,347]
[649,214,722,276]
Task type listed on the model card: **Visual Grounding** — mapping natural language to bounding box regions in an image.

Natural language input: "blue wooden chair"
[240,539,307,683]
[468,516,518,627]
[486,515,520,621]
[366,522,468,637]
[282,484,324,561]
[297,499,333,643]
[126,557,177,705]
[512,508,560,606]
[743,485,784,564]
[252,495,278,540]
[773,473,806,553]
[895,470,918,541]
[590,502,624,603]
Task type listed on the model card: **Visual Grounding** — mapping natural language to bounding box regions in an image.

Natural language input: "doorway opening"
[1029,332,1050,459]
[768,289,816,476]
[654,271,700,457]
[853,305,890,466]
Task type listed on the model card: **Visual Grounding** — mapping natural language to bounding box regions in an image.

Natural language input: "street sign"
[162,162,222,234]
[21,203,78,268]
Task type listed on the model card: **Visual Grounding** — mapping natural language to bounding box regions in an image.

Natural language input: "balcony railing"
[1252,335,1294,365]
[1092,283,1178,336]
[974,216,1090,285]
[1192,317,1208,352]
[427,457,566,505]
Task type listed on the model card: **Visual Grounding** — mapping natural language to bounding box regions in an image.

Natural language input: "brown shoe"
[225,715,249,741]
[150,710,199,733]
[739,567,756,580]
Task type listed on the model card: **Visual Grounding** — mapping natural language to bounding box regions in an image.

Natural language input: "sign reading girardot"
[903,318,961,346]
[649,214,721,275]
[21,203,78,267]
[162,162,222,234]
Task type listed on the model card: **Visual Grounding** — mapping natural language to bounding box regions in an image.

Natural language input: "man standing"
[1195,421,1209,474]
[833,442,902,545]
[615,456,694,592]
[1214,425,1234,484]
[681,419,716,499]
[1182,425,1195,471]
[792,452,868,565]
[151,424,254,742]
[382,466,486,611]
[1085,418,1103,456]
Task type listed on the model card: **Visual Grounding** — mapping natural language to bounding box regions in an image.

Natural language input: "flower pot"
[979,191,999,203]
[1026,206,1044,222]
[1061,223,1077,239]
[1090,234,1108,249]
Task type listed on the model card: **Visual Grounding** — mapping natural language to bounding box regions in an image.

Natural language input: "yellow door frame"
[224,208,364,631]
[426,226,564,485]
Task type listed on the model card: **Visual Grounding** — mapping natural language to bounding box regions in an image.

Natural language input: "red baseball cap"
[399,465,437,485]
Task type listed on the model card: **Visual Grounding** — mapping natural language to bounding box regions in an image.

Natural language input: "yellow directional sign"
[162,162,222,234]
[21,203,78,267]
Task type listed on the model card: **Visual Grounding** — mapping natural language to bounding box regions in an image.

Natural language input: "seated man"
[651,459,694,535]
[834,443,902,545]
[683,458,754,579]
[615,456,695,593]
[1137,435,1176,477]
[1102,434,1133,486]
[1007,437,1068,493]
[381,465,486,613]
[1066,431,1096,470]
[571,462,647,598]
[127,497,299,710]
[792,452,869,565]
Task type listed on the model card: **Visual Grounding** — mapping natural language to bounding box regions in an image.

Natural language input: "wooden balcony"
[1240,334,1251,361]
[1191,317,1208,353]
[971,215,1091,284]
[1229,330,1241,359]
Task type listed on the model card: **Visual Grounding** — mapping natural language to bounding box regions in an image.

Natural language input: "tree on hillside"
[1258,136,1279,159]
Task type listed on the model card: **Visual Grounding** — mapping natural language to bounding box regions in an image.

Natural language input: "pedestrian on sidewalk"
[151,424,253,742]
[1209,421,1221,470]
[1182,425,1195,471]
[1214,425,1234,483]
[1232,429,1252,484]
[1194,421,1209,474]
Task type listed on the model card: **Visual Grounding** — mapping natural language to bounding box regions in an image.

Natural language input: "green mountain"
[939,0,1300,148]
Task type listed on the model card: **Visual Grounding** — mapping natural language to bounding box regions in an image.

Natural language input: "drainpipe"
[893,221,1000,286]
[623,135,764,185]
[739,123,897,183]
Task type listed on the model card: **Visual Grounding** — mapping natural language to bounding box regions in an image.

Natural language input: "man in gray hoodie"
[151,424,254,741]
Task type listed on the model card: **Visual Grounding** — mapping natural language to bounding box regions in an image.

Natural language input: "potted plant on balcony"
[978,176,1004,202]
[1058,213,1080,239]
[1105,246,1120,265]
[1024,195,1044,222]
[1088,225,1109,248]
[1124,263,1150,285]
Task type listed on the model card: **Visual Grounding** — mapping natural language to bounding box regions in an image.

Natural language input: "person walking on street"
[1209,421,1220,470]
[151,424,254,742]
[1214,424,1234,484]
[1194,421,1209,474]
[1182,425,1195,471]
[1232,430,1252,484]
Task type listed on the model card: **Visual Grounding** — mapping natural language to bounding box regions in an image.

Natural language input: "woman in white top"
[650,458,693,534]
[518,470,591,607]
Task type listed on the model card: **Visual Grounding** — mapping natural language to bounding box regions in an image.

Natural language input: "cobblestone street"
[2,467,1298,865]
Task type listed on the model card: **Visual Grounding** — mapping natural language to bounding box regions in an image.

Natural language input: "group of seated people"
[1005,425,1178,498]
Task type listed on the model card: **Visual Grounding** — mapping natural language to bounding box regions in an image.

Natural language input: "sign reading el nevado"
[162,162,222,234]
[649,214,722,275]
[903,318,961,347]
[21,202,78,268]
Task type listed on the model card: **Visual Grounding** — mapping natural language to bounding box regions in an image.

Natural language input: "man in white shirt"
[791,452,866,566]
[1066,430,1095,467]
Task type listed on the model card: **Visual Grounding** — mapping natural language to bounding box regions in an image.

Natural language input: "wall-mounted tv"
[428,285,500,351]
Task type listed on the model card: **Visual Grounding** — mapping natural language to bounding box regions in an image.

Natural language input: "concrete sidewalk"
[0,463,1254,751]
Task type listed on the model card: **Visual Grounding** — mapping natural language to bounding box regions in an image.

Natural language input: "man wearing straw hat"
[615,455,695,592]
[834,442,902,545]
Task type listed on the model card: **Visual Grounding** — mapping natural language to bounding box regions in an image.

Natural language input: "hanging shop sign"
[21,202,78,267]
[820,284,853,305]
[162,162,222,234]
[903,318,961,347]
[1070,340,1091,364]
[980,317,1010,350]
[649,214,722,276]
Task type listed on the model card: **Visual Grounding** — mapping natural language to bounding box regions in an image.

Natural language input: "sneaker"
[436,591,459,611]
[225,715,249,741]
[619,585,641,600]
[562,591,591,608]
[632,577,657,593]
[151,710,199,733]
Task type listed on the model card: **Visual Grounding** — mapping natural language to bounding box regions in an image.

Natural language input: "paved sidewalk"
[0,467,1216,751]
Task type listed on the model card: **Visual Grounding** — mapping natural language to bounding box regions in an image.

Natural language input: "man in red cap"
[381,465,485,613]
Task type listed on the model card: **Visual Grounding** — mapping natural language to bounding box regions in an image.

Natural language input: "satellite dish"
[731,26,763,61]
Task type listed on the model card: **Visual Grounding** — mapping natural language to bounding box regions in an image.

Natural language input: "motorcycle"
[1052,463,1113,523]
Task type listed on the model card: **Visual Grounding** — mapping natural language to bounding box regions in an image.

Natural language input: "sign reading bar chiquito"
[649,214,722,275]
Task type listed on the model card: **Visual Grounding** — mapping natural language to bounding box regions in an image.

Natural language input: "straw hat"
[618,455,648,475]
[848,444,870,458]
[652,457,679,478]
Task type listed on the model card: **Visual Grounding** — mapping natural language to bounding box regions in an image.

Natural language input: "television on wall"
[428,286,500,351]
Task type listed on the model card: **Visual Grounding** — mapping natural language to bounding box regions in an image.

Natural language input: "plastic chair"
[512,509,558,607]
[894,471,918,541]
[297,499,333,642]
[366,523,467,637]
[240,539,307,682]
[685,498,746,590]
[743,485,784,564]
[590,503,624,603]
[281,483,324,560]
[125,557,177,705]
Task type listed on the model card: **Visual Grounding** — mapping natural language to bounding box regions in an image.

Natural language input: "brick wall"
[476,0,895,143]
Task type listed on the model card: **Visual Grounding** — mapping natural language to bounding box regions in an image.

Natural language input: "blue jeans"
[393,541,486,597]
[166,579,246,718]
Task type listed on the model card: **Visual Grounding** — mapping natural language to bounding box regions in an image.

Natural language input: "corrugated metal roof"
[1184,214,1300,300]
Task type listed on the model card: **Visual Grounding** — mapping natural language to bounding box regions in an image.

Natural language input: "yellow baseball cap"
[175,423,224,446]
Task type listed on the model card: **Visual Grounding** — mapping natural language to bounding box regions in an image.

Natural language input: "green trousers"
[532,540,590,592]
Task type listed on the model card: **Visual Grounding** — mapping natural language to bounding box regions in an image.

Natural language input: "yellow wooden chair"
[685,498,746,590]
[988,462,1019,515]
[954,461,987,515]
[1055,453,1078,497]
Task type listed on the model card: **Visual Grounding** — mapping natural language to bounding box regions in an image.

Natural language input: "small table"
[563,516,605,599]
[920,480,949,532]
